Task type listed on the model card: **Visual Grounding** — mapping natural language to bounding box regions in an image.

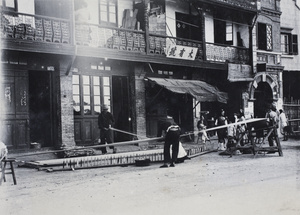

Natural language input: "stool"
[0,158,17,185]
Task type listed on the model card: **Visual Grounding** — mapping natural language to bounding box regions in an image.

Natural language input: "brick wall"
[134,65,147,145]
[59,68,75,148]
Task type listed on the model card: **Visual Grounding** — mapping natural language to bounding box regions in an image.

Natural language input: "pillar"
[57,62,76,148]
[134,64,147,147]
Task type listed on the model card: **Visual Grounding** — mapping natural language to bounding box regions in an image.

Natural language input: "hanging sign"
[166,44,198,61]
[228,63,253,82]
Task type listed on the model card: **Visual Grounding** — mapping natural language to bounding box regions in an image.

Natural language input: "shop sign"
[228,63,253,82]
[166,44,198,61]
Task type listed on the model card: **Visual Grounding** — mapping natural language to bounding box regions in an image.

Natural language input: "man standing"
[266,104,279,147]
[98,104,116,154]
[157,116,181,168]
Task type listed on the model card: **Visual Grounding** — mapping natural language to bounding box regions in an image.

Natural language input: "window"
[175,12,202,42]
[292,34,298,55]
[0,0,17,12]
[281,32,298,55]
[214,19,233,45]
[226,22,233,42]
[72,75,111,116]
[281,34,289,54]
[99,0,117,26]
[257,23,273,51]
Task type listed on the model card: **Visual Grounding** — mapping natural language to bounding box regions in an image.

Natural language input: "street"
[1,138,300,215]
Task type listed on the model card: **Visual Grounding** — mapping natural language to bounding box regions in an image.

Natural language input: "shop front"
[145,77,228,138]
[72,58,133,145]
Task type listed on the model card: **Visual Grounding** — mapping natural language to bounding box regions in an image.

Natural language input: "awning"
[147,77,228,104]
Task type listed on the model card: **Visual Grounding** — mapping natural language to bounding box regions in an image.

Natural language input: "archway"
[254,82,273,117]
[249,73,279,118]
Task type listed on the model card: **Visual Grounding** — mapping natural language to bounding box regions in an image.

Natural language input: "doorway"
[112,76,131,142]
[254,82,273,118]
[29,71,53,147]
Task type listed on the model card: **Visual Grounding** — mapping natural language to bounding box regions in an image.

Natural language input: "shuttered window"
[258,23,273,51]
[281,33,298,55]
[292,34,298,55]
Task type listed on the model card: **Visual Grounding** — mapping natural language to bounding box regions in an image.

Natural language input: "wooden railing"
[1,10,251,65]
[75,23,146,51]
[75,23,205,59]
[206,43,250,64]
[148,33,204,60]
[1,10,71,44]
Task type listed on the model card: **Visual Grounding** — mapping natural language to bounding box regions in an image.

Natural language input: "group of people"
[97,102,290,167]
[196,103,290,156]
[97,104,185,168]
[212,109,247,154]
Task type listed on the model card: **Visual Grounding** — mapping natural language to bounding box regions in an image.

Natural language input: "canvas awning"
[147,77,228,103]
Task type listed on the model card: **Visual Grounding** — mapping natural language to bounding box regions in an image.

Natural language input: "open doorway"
[112,76,131,142]
[254,82,273,118]
[29,71,53,147]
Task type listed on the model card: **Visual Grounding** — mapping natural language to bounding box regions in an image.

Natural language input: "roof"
[147,77,228,104]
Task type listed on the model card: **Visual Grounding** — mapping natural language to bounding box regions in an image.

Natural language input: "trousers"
[100,128,114,153]
[163,129,181,164]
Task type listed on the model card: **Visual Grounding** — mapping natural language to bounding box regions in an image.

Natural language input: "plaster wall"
[280,0,300,71]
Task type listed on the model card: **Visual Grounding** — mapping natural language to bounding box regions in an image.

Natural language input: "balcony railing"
[75,23,205,60]
[75,23,146,52]
[1,10,250,65]
[1,11,71,44]
[206,43,250,64]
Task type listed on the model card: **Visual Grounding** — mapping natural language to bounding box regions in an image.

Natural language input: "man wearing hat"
[98,104,116,154]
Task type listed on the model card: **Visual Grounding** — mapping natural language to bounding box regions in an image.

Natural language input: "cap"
[102,104,109,110]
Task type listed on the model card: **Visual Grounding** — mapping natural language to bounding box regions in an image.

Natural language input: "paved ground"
[1,137,300,215]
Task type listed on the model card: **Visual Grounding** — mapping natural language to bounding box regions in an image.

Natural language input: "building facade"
[248,0,284,118]
[280,0,300,130]
[1,0,261,151]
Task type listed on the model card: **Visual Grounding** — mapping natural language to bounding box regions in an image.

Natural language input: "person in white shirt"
[279,109,289,141]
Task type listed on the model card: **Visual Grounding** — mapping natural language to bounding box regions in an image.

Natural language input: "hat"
[102,104,109,110]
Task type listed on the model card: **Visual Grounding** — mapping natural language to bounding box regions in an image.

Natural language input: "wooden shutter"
[266,24,273,51]
[292,34,298,55]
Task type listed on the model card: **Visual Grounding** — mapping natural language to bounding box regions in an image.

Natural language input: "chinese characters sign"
[166,44,198,61]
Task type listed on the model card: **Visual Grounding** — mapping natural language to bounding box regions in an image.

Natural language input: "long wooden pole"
[14,137,163,158]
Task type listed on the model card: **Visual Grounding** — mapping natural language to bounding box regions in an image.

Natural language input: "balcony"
[1,10,74,55]
[1,10,251,66]
[75,23,249,64]
[206,43,250,64]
